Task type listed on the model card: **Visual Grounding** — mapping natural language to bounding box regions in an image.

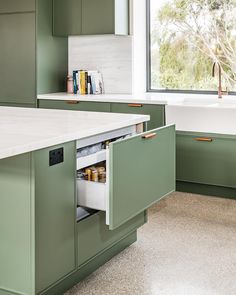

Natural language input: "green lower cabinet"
[38,99,111,112]
[111,103,165,131]
[177,131,236,188]
[34,142,77,293]
[77,211,146,266]
[0,154,34,295]
[108,125,175,229]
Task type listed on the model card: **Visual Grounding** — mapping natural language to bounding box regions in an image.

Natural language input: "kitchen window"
[147,0,236,94]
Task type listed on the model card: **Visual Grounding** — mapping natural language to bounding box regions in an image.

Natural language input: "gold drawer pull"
[194,137,213,142]
[128,104,143,107]
[142,133,156,139]
[67,100,79,104]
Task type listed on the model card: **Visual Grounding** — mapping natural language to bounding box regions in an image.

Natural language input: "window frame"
[146,0,236,95]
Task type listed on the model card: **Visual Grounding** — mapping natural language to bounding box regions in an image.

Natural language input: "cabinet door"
[82,0,115,35]
[53,0,82,36]
[34,142,76,293]
[38,99,111,112]
[0,13,36,104]
[111,103,165,131]
[108,125,175,230]
[177,132,236,188]
[0,0,35,13]
[77,211,145,266]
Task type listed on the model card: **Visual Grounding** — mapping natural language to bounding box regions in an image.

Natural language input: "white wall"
[69,35,133,94]
[132,0,147,94]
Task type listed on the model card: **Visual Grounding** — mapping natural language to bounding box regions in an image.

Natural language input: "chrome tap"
[212,62,228,99]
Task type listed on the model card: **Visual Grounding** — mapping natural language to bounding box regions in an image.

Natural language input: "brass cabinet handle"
[142,133,157,139]
[194,137,213,142]
[66,100,79,104]
[128,104,143,107]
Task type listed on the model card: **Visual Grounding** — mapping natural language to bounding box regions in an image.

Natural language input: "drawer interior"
[76,127,137,218]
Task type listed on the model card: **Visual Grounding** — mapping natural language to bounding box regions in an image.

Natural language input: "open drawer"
[77,125,176,230]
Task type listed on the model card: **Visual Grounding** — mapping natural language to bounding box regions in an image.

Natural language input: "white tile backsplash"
[69,35,132,94]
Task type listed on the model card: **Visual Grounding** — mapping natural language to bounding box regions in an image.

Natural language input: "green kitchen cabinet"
[108,125,175,229]
[53,0,129,36]
[77,211,145,266]
[0,0,35,13]
[0,142,76,295]
[78,125,175,230]
[111,103,165,131]
[38,99,111,112]
[0,13,36,104]
[53,0,82,36]
[34,143,76,293]
[0,154,35,295]
[177,131,236,188]
[81,0,114,35]
[0,0,68,107]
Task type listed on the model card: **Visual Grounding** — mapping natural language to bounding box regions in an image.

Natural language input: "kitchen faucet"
[212,62,228,99]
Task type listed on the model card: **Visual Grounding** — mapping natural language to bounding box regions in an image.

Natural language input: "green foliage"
[151,0,236,91]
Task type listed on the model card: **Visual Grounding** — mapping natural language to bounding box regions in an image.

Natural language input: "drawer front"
[108,125,175,230]
[77,211,145,266]
[177,132,236,188]
[111,103,165,130]
[38,99,111,112]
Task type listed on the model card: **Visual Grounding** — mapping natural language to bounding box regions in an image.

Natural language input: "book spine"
[85,71,88,95]
[76,72,80,94]
[73,71,78,94]
[80,71,86,95]
[91,74,96,95]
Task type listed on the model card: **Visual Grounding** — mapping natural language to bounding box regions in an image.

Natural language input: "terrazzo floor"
[65,192,236,295]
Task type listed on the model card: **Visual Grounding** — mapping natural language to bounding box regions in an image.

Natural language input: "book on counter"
[72,70,104,95]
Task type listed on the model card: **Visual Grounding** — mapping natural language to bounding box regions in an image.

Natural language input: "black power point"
[49,148,64,166]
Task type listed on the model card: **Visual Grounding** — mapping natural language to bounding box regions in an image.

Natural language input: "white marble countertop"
[0,107,149,160]
[38,92,236,107]
[37,92,181,105]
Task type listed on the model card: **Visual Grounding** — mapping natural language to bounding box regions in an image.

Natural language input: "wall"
[68,35,132,94]
[132,0,147,94]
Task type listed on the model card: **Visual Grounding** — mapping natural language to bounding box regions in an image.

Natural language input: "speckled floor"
[65,192,236,295]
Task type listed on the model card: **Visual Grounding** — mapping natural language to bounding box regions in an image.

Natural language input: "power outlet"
[49,148,64,166]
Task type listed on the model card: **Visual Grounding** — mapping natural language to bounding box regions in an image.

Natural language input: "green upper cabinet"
[177,131,236,188]
[111,103,165,131]
[53,0,129,36]
[0,0,35,13]
[0,13,36,104]
[53,0,82,36]
[82,0,114,35]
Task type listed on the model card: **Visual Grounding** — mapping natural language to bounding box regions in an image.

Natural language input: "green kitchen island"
[0,107,175,295]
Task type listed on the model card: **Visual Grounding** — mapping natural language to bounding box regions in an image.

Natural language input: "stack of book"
[73,70,104,95]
